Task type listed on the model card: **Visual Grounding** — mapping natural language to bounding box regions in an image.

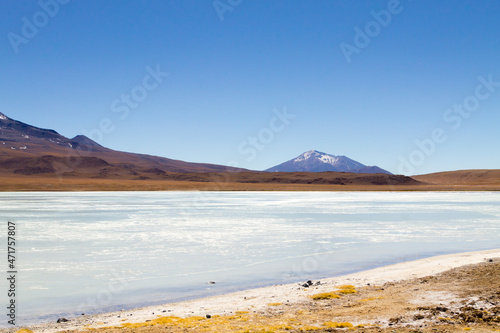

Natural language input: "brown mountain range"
[0,112,247,177]
[1,112,498,191]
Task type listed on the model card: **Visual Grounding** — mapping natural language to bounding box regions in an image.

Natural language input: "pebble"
[302,280,313,287]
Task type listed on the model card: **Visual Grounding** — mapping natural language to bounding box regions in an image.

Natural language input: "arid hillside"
[414,169,500,186]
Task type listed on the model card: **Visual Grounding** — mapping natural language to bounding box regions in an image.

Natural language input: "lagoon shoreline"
[7,248,500,333]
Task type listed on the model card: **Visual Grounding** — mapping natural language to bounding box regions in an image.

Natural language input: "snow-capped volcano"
[265,150,392,174]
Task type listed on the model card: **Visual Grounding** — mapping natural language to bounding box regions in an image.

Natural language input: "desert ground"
[1,168,500,191]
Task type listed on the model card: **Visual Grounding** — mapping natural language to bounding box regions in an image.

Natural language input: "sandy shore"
[8,248,500,332]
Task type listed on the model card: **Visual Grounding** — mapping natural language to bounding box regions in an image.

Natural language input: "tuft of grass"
[121,315,206,329]
[438,317,453,322]
[267,302,282,306]
[310,292,341,300]
[323,321,353,328]
[336,284,356,294]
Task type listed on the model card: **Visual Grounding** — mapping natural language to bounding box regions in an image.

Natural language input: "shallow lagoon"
[1,191,499,326]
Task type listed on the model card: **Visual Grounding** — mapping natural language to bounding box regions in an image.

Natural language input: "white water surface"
[0,191,499,326]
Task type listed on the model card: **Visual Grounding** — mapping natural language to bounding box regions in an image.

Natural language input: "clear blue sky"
[1,0,499,175]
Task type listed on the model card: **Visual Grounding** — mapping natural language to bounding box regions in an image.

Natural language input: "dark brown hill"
[0,112,248,176]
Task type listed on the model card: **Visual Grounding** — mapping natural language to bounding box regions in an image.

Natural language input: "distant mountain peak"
[296,150,323,159]
[266,150,392,174]
[294,150,349,165]
[71,135,103,148]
